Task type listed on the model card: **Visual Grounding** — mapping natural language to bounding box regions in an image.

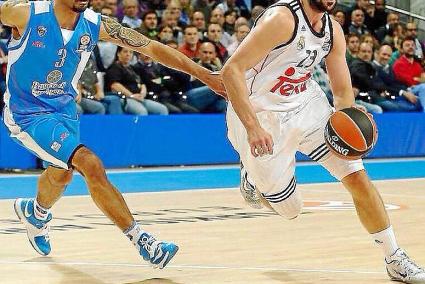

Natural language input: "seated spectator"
[349,42,405,112]
[332,9,347,34]
[89,0,104,13]
[132,53,199,114]
[192,0,215,23]
[227,23,250,56]
[405,22,423,60]
[105,47,169,115]
[77,57,123,115]
[346,33,360,65]
[393,37,425,111]
[121,0,141,28]
[180,0,193,26]
[206,23,228,63]
[216,0,240,15]
[209,8,234,48]
[135,10,159,39]
[178,25,201,59]
[360,33,379,50]
[348,9,370,36]
[104,0,118,17]
[375,12,399,43]
[250,5,265,23]
[186,42,227,113]
[223,9,238,35]
[383,22,404,50]
[161,9,184,44]
[372,44,422,111]
[190,11,207,40]
[167,0,188,26]
[371,0,387,31]
[156,25,175,43]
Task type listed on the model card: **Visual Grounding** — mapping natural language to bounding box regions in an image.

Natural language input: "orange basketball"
[324,107,378,160]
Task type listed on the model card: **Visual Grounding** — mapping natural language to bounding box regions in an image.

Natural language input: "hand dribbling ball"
[324,107,378,160]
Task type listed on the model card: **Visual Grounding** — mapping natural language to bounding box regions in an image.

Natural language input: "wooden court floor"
[0,178,424,284]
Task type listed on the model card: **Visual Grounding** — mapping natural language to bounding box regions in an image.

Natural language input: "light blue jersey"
[3,1,102,169]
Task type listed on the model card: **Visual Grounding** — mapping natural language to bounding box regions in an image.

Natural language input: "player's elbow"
[222,60,244,79]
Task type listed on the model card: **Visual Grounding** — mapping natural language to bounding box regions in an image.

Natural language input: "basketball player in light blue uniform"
[1,0,224,268]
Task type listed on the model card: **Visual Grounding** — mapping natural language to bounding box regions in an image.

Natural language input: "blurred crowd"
[0,0,424,115]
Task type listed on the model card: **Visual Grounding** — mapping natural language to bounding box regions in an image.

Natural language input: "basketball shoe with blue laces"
[240,163,263,209]
[386,248,425,283]
[14,198,51,256]
[128,228,178,269]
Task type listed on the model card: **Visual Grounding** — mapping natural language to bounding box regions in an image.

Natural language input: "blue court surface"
[0,158,424,199]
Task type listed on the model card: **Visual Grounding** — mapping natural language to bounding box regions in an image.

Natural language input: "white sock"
[124,221,144,245]
[33,198,50,221]
[371,225,399,258]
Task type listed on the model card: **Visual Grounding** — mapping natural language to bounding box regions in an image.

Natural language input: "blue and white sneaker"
[135,232,178,269]
[14,198,52,256]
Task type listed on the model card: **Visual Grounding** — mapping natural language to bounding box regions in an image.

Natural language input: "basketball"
[324,107,378,160]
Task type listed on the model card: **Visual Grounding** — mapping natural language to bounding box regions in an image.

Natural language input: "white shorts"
[226,94,364,197]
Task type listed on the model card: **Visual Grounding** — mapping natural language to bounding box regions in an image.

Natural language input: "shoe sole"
[14,199,49,256]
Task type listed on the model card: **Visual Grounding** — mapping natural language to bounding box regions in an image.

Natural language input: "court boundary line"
[0,260,384,275]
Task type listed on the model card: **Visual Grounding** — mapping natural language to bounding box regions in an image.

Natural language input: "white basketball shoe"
[240,163,263,209]
[386,248,425,283]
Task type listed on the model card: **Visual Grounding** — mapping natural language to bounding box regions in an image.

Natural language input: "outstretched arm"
[325,19,355,110]
[99,16,225,96]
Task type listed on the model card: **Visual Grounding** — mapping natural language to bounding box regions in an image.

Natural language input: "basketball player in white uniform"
[222,0,425,282]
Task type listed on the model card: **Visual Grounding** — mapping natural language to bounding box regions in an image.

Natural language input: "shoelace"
[139,234,158,258]
[399,254,425,276]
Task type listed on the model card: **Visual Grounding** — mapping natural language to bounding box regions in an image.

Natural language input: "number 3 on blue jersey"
[55,48,67,68]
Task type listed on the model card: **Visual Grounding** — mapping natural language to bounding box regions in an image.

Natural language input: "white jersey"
[246,0,334,112]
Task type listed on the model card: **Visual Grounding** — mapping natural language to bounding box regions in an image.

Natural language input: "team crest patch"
[322,32,331,51]
[50,141,61,152]
[37,26,47,37]
[297,35,305,50]
[47,70,63,84]
[76,34,91,52]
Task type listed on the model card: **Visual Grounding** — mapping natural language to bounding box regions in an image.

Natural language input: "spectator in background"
[360,33,379,51]
[192,0,215,23]
[165,39,179,49]
[104,0,118,17]
[209,7,233,47]
[346,33,360,65]
[333,9,347,34]
[121,0,141,28]
[350,42,403,112]
[375,12,399,42]
[349,9,370,36]
[405,22,423,60]
[178,25,201,59]
[161,9,183,44]
[250,5,265,23]
[156,25,175,43]
[133,53,199,113]
[77,57,123,115]
[136,10,158,39]
[216,0,240,15]
[191,11,207,40]
[383,22,404,51]
[206,23,228,63]
[227,23,250,56]
[186,42,227,113]
[167,0,187,27]
[393,37,425,111]
[105,47,169,115]
[89,0,104,13]
[371,0,387,31]
[373,45,422,111]
[223,9,238,35]
[180,0,194,26]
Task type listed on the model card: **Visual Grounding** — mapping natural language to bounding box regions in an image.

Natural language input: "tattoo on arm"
[101,16,151,48]
[3,0,29,8]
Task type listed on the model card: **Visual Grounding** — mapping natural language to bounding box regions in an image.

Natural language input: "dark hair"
[183,24,198,33]
[158,24,173,33]
[333,9,344,16]
[346,33,360,41]
[142,10,157,21]
[401,36,415,47]
[165,39,178,46]
[388,22,403,36]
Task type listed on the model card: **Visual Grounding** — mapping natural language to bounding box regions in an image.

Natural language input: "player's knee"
[46,168,73,187]
[72,147,106,180]
[269,191,303,220]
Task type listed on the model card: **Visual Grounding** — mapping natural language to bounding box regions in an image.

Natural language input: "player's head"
[309,0,336,13]
[60,0,90,13]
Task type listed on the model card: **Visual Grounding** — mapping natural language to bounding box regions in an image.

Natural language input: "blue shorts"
[4,109,81,169]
